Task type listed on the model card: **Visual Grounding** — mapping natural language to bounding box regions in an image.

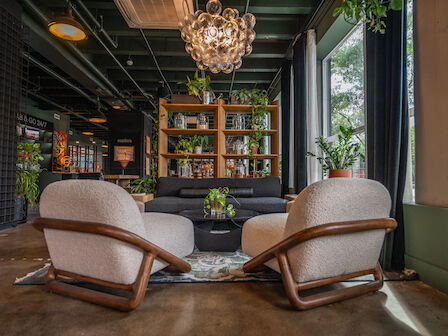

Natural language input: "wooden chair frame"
[33,217,191,311]
[243,218,397,310]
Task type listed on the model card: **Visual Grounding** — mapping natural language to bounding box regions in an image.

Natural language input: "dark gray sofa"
[145,177,288,214]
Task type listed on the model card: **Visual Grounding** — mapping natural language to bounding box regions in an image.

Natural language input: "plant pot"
[14,197,27,225]
[202,91,213,104]
[251,146,259,154]
[171,94,200,104]
[230,96,250,105]
[194,146,202,154]
[210,200,225,215]
[328,169,352,178]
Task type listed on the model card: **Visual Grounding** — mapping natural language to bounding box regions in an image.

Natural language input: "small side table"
[284,194,298,201]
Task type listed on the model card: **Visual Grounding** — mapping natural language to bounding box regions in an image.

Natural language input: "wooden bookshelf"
[158,98,279,178]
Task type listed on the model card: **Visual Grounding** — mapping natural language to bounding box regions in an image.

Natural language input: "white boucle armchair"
[242,178,397,310]
[34,180,194,311]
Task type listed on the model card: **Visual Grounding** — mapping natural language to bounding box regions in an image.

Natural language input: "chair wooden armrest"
[33,217,191,311]
[243,218,397,310]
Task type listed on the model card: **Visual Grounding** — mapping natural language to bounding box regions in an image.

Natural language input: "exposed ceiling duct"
[114,0,194,29]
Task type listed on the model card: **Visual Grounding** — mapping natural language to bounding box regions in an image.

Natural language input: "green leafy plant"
[192,135,209,149]
[203,187,240,217]
[179,71,215,100]
[231,88,251,104]
[333,0,402,34]
[231,89,270,156]
[307,125,365,174]
[16,142,44,205]
[129,176,156,194]
[175,138,193,167]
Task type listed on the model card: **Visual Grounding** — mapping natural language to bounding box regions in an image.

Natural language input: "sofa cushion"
[146,196,287,214]
[178,187,254,198]
[156,177,281,198]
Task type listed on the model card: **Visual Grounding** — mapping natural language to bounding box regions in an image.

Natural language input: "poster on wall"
[114,146,135,162]
[52,129,68,171]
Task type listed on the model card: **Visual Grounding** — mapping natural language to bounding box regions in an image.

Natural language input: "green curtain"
[366,4,409,271]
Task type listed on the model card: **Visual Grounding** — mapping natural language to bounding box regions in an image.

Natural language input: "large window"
[323,23,366,178]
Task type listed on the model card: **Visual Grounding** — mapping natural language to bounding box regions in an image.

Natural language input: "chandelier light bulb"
[179,0,256,74]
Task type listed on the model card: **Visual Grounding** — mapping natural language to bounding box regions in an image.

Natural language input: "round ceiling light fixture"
[88,96,107,123]
[48,3,87,41]
[179,0,256,74]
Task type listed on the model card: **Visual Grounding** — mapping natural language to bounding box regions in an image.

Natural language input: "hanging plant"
[333,0,402,34]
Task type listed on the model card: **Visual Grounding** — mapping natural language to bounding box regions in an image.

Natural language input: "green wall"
[404,204,448,294]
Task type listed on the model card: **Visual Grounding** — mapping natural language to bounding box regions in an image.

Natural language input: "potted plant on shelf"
[175,138,194,178]
[307,125,364,178]
[192,135,209,154]
[203,187,239,217]
[15,142,44,223]
[177,71,215,104]
[230,88,251,105]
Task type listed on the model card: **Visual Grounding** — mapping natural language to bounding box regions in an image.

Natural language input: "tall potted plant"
[15,142,44,223]
[177,71,215,104]
[307,125,364,178]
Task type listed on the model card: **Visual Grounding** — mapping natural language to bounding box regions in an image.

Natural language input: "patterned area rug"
[14,250,282,285]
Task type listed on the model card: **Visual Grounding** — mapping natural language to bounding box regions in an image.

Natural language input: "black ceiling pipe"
[27,91,108,131]
[20,0,134,110]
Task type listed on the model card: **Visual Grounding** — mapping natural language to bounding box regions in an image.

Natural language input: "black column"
[292,35,307,193]
[0,3,22,228]
[280,60,292,195]
[366,5,409,271]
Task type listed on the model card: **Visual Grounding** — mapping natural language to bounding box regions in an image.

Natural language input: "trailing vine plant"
[333,0,403,34]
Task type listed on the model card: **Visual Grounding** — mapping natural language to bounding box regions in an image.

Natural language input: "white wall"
[414,0,448,207]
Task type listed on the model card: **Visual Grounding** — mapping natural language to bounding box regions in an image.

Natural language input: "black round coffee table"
[179,209,259,252]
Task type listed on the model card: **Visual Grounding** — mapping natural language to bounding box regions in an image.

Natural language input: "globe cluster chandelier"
[179,0,256,74]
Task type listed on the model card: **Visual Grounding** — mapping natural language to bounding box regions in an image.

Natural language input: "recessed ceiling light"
[48,4,87,41]
[112,105,121,110]
[82,131,94,135]
[102,153,108,157]
[101,144,108,148]
[92,141,96,144]
[75,140,80,144]
[88,117,107,123]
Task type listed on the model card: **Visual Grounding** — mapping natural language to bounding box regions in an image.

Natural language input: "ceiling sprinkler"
[126,56,133,66]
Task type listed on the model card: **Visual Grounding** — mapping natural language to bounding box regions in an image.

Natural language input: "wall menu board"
[17,112,53,132]
[114,145,135,162]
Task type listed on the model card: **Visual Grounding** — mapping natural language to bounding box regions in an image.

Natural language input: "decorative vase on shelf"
[233,140,243,155]
[178,162,192,178]
[232,114,244,129]
[202,91,213,105]
[174,113,187,129]
[197,113,208,129]
[328,169,352,178]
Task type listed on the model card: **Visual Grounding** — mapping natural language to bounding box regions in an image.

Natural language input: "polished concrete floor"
[1,223,447,336]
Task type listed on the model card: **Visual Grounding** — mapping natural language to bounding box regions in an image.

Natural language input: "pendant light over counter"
[48,2,87,41]
[179,0,256,74]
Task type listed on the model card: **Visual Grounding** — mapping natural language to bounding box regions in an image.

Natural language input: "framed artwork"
[52,129,68,171]
[146,135,151,155]
[113,145,135,162]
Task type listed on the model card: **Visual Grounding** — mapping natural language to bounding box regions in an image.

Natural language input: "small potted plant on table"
[129,176,156,203]
[204,187,239,217]
[307,125,364,178]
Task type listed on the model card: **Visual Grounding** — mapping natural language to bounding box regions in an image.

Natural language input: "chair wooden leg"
[276,253,384,310]
[45,253,164,311]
